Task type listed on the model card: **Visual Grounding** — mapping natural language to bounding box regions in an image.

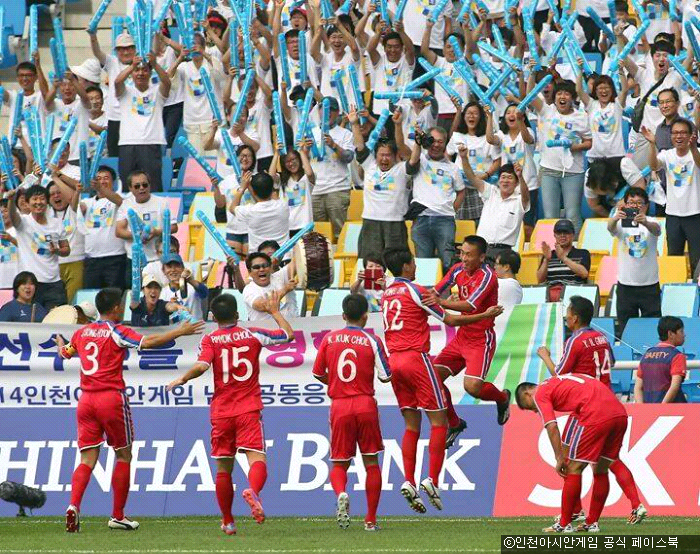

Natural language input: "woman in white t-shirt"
[529,76,592,234]
[447,101,501,221]
[269,144,315,235]
[485,104,538,235]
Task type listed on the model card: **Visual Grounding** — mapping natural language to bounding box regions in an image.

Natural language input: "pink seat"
[173,222,190,260]
[595,256,618,297]
[164,196,182,222]
[0,289,14,308]
[179,158,215,190]
[530,221,556,251]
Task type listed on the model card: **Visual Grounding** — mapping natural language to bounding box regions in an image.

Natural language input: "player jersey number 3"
[220,346,253,383]
[382,298,403,331]
[81,341,100,376]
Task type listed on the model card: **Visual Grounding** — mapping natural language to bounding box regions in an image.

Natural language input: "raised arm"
[458,145,486,193]
[88,29,107,66]
[149,54,172,98]
[420,21,438,64]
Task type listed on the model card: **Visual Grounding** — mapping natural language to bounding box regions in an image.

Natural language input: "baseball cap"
[142,274,162,288]
[115,33,135,48]
[553,219,575,234]
[161,253,184,266]
[75,301,98,321]
[324,96,340,111]
[290,6,308,18]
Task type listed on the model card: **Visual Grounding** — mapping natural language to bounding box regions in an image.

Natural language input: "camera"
[621,207,639,228]
[415,131,434,148]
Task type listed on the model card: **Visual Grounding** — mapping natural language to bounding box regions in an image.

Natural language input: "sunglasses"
[250,263,271,271]
[132,182,149,190]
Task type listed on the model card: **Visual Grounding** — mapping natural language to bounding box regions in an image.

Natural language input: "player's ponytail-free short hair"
[95,288,124,315]
[383,248,413,278]
[568,295,594,326]
[210,293,238,324]
[515,382,537,409]
[463,235,487,255]
[658,316,684,340]
[342,293,369,322]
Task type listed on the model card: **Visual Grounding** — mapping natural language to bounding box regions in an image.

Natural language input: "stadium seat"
[0,289,14,308]
[415,258,442,287]
[155,193,184,223]
[173,222,192,260]
[218,289,248,321]
[620,318,660,359]
[658,256,689,285]
[334,222,363,282]
[682,371,700,402]
[161,155,174,191]
[331,259,345,288]
[405,220,416,255]
[73,289,100,306]
[455,220,476,245]
[314,221,335,244]
[170,127,189,159]
[347,189,364,221]
[561,284,600,313]
[521,219,557,257]
[594,255,618,307]
[312,288,348,316]
[578,218,615,280]
[661,284,700,317]
[604,284,618,318]
[293,290,307,316]
[174,157,215,191]
[591,317,615,341]
[611,369,634,398]
[516,255,540,285]
[197,221,230,262]
[188,192,217,220]
[584,52,603,74]
[520,285,547,304]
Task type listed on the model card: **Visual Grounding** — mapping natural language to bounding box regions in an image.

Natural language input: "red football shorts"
[211,410,265,458]
[562,415,578,447]
[329,395,383,461]
[389,350,446,411]
[76,390,134,451]
[433,328,497,380]
[568,416,628,464]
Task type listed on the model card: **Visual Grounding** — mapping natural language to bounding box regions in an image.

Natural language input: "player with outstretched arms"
[424,235,512,449]
[516,374,630,533]
[536,296,646,529]
[380,248,503,513]
[57,287,205,533]
[166,291,293,536]
[313,293,392,532]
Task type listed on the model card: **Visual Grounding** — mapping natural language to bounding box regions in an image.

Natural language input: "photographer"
[607,187,662,333]
[405,126,466,273]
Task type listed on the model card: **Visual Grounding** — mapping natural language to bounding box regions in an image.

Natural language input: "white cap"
[115,32,135,48]
[75,301,98,321]
[142,274,162,288]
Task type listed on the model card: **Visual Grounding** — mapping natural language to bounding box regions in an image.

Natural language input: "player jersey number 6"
[221,346,253,383]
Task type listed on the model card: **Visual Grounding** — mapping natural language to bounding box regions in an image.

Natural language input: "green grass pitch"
[1,516,697,553]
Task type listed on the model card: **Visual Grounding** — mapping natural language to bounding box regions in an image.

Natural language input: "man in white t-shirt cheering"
[114,52,171,192]
[242,252,298,322]
[7,185,70,310]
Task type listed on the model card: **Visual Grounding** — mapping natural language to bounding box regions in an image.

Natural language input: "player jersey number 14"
[221,346,253,383]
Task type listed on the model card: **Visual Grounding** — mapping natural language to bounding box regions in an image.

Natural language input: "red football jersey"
[60,321,144,392]
[197,325,290,419]
[434,262,497,334]
[313,326,391,399]
[380,277,446,354]
[555,328,615,386]
[534,374,627,427]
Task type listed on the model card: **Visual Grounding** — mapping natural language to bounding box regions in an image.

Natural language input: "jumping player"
[381,248,503,513]
[536,296,646,528]
[166,291,293,536]
[57,287,205,533]
[516,374,629,533]
[426,235,511,448]
[313,294,391,531]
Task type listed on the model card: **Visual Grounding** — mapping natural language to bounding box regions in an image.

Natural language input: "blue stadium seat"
[591,317,615,341]
[161,155,173,191]
[73,289,100,306]
[661,284,700,317]
[562,284,600,313]
[682,371,700,402]
[521,285,547,304]
[620,318,660,359]
[311,288,347,316]
[219,289,247,321]
[293,290,306,317]
[612,369,634,397]
[584,52,603,74]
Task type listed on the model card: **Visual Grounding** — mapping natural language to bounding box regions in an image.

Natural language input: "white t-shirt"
[403,0,453,48]
[88,113,108,157]
[498,277,523,308]
[51,98,91,161]
[159,282,204,320]
[103,54,131,121]
[7,90,46,144]
[157,48,183,107]
[243,269,298,322]
[117,84,167,146]
[275,52,319,102]
[638,66,682,133]
[15,213,66,283]
[248,96,273,159]
[283,175,314,231]
[361,157,410,221]
[476,184,529,246]
[177,61,224,126]
[0,227,19,289]
[400,100,437,149]
[656,149,700,217]
[584,99,626,159]
[78,196,126,258]
[213,126,260,177]
[219,175,255,235]
[612,218,660,287]
[411,154,466,217]
[233,198,290,252]
[433,57,469,115]
[497,131,538,190]
[372,54,415,114]
[319,51,361,105]
[49,206,85,264]
[309,125,354,195]
[537,104,592,174]
[447,133,500,176]
[116,194,172,261]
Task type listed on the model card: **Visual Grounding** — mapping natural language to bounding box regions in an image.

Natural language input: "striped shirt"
[545,247,591,286]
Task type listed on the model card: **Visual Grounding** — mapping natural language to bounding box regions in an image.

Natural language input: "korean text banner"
[0,304,562,408]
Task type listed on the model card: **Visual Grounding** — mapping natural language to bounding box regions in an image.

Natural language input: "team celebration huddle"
[0,0,696,541]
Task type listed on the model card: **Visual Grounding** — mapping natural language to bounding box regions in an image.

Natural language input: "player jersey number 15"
[382,298,403,331]
[221,346,253,383]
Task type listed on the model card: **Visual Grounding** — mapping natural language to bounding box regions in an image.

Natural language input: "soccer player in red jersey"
[516,374,629,533]
[313,293,391,532]
[57,287,205,533]
[381,248,503,513]
[426,235,511,448]
[536,296,646,528]
[166,291,292,536]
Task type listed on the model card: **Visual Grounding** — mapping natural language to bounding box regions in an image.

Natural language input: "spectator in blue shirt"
[0,271,48,323]
[130,274,183,327]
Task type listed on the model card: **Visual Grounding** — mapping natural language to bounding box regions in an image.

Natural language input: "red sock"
[330,465,348,495]
[610,460,641,510]
[442,385,461,428]
[248,461,267,495]
[401,429,420,486]
[111,461,130,520]
[428,425,447,485]
[573,496,583,515]
[215,472,234,525]
[477,382,507,404]
[70,463,93,509]
[587,473,610,525]
[365,465,381,524]
[559,473,582,527]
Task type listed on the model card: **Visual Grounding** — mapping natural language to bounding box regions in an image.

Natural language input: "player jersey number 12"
[383,299,403,331]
